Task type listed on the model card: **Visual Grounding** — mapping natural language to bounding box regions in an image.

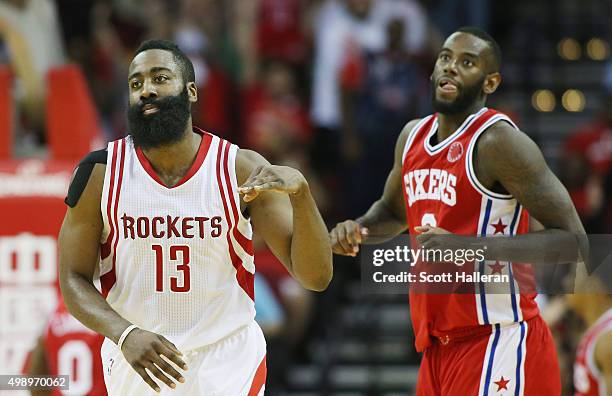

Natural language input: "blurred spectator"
[257,0,309,66]
[88,1,131,141]
[254,236,315,393]
[561,93,612,233]
[28,298,106,396]
[0,0,66,147]
[173,11,236,139]
[423,0,490,37]
[243,61,311,161]
[255,274,285,338]
[340,17,430,216]
[310,0,430,201]
[241,59,329,211]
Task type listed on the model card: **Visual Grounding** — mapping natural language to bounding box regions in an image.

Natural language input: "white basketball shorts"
[101,321,267,395]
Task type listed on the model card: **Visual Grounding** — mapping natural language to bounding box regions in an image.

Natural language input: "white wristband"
[117,325,139,351]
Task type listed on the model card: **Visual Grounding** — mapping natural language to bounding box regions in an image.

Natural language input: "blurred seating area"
[0,0,610,395]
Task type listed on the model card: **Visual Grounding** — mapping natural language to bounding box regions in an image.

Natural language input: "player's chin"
[435,89,459,102]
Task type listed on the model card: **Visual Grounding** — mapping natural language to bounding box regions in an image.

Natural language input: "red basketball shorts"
[416,315,561,396]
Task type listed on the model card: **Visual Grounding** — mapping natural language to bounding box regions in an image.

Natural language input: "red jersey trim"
[101,139,126,298]
[248,355,267,396]
[222,147,254,257]
[216,140,255,301]
[135,128,213,189]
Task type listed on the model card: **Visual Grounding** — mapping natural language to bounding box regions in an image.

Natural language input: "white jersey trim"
[585,309,612,393]
[424,107,488,155]
[465,114,519,200]
[402,116,433,164]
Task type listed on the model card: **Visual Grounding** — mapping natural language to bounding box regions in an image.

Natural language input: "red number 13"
[152,245,191,292]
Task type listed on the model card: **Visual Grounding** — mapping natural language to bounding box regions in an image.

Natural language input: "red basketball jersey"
[401,107,539,352]
[44,301,107,395]
[574,309,612,396]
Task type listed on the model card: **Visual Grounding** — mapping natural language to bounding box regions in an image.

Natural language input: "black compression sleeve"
[64,149,107,207]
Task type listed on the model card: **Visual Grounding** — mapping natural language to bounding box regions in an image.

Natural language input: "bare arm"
[476,123,587,263]
[59,163,186,392]
[237,150,333,291]
[27,336,51,396]
[59,164,131,342]
[330,120,418,256]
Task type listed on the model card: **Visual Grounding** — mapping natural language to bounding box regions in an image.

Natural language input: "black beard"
[431,76,485,115]
[127,88,191,149]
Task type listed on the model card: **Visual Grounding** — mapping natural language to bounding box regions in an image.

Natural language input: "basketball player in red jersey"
[59,40,332,395]
[331,27,587,395]
[28,298,107,396]
[568,270,612,395]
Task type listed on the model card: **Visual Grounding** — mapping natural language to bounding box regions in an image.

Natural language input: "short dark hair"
[455,26,502,73]
[134,39,195,83]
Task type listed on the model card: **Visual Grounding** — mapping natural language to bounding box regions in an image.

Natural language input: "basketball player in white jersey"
[59,40,332,395]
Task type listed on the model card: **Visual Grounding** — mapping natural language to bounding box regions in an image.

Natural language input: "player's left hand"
[238,165,308,202]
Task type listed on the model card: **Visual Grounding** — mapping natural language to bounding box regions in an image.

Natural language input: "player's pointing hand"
[238,165,308,202]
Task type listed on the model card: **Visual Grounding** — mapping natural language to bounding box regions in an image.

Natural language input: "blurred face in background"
[431,32,500,115]
[346,0,372,19]
[264,63,295,100]
[126,49,194,149]
[386,19,405,52]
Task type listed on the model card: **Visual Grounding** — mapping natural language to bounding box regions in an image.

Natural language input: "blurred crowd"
[1,0,611,394]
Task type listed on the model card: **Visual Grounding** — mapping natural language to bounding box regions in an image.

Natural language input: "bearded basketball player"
[59,40,332,395]
[330,27,587,395]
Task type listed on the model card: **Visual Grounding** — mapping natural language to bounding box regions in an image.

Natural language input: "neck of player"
[141,120,201,181]
[436,100,486,143]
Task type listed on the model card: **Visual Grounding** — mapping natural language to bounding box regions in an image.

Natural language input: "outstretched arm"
[329,120,418,256]
[237,150,332,291]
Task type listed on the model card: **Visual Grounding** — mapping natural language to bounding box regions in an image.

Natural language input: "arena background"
[0,0,610,395]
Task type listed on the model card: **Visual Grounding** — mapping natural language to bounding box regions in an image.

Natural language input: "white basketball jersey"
[99,129,256,350]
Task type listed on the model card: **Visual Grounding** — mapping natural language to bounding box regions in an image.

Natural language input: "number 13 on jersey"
[151,245,191,292]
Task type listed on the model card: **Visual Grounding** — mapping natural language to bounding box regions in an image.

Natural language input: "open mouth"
[141,104,159,115]
[439,79,459,93]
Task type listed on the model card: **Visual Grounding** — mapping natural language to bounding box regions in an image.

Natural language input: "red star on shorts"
[488,261,505,274]
[494,376,510,391]
[491,219,508,234]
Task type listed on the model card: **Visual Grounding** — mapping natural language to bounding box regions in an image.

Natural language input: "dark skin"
[60,49,332,393]
[330,32,587,268]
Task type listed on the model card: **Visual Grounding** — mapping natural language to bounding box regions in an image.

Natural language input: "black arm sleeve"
[64,149,108,207]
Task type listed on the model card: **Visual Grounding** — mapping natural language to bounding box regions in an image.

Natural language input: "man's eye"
[463,60,474,66]
[440,54,449,61]
[154,75,168,82]
[130,81,141,89]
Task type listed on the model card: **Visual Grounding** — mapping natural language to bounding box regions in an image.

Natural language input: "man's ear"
[483,72,501,95]
[187,82,198,102]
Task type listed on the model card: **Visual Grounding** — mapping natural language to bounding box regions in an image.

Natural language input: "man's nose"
[443,59,458,75]
[140,80,157,100]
